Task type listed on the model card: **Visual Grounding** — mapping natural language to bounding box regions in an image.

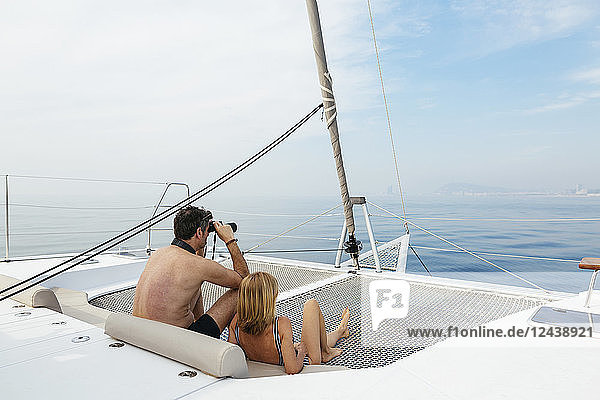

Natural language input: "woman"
[228,271,350,374]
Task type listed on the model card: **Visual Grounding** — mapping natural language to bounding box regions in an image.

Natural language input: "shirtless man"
[133,205,249,338]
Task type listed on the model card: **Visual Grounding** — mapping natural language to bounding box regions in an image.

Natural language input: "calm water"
[1,182,599,294]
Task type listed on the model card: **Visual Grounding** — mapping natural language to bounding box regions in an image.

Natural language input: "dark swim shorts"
[188,314,221,339]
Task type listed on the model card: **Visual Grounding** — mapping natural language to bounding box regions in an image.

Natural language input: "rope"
[238,232,338,241]
[409,244,431,276]
[244,248,342,254]
[2,230,339,242]
[367,201,550,293]
[370,214,600,222]
[6,175,167,185]
[1,203,154,210]
[320,73,338,128]
[244,204,342,254]
[411,245,579,263]
[212,209,343,218]
[0,103,324,302]
[366,0,408,233]
[6,230,124,237]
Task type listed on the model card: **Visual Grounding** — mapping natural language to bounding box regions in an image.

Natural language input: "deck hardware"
[51,321,67,325]
[178,371,197,378]
[109,342,125,348]
[334,197,380,272]
[12,304,25,308]
[585,270,599,307]
[15,312,31,317]
[71,336,90,343]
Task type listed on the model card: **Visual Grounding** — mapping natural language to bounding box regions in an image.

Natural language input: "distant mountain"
[435,183,513,195]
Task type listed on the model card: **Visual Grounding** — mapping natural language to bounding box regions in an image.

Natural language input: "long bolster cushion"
[104,312,248,378]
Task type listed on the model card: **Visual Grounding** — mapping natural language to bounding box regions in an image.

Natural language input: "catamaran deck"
[2,250,598,399]
[89,258,554,369]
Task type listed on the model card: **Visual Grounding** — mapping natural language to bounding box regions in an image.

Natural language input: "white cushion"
[104,312,248,378]
[0,274,62,313]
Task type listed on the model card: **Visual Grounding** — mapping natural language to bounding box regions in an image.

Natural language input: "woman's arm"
[279,317,306,374]
[227,315,238,344]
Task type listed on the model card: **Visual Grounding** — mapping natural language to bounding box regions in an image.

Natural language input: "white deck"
[200,291,600,399]
[0,299,219,399]
[1,251,598,399]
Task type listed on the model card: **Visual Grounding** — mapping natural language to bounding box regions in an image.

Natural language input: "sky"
[1,0,599,198]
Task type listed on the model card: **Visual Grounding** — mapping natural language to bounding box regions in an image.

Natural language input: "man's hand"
[212,220,235,243]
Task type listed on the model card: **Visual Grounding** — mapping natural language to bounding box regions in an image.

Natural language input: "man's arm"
[226,240,249,279]
[213,221,249,280]
[201,259,244,288]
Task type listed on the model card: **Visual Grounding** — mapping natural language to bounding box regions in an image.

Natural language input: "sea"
[2,180,599,294]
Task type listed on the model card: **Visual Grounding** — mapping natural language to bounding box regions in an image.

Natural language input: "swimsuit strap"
[273,317,284,366]
[234,320,241,345]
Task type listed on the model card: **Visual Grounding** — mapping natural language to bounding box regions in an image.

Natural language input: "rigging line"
[237,232,339,241]
[244,203,342,254]
[243,248,343,254]
[409,244,431,277]
[367,201,550,293]
[211,209,343,218]
[7,175,168,185]
[1,103,323,298]
[0,103,324,301]
[366,0,408,233]
[369,214,600,222]
[411,245,579,263]
[1,203,155,210]
[7,230,124,236]
[3,230,340,241]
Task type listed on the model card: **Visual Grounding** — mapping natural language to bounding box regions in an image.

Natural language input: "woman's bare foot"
[326,308,351,348]
[321,347,343,363]
[338,308,350,338]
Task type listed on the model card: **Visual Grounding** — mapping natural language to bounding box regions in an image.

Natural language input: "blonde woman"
[227,272,350,374]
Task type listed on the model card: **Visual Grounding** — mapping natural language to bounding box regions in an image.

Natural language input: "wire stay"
[366,0,408,232]
[0,103,324,302]
[368,201,550,293]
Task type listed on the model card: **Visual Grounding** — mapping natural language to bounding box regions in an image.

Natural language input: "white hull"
[2,247,598,399]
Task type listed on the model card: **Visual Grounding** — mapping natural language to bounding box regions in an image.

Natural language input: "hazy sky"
[1,0,599,197]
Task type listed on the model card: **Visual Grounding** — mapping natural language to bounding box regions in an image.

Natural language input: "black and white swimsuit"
[233,317,285,366]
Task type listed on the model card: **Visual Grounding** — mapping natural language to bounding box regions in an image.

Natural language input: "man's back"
[132,206,249,337]
[133,246,204,328]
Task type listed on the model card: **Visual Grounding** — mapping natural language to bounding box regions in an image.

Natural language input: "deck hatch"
[531,306,600,332]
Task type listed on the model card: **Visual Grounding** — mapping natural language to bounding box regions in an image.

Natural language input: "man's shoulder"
[153,245,196,259]
[146,246,197,270]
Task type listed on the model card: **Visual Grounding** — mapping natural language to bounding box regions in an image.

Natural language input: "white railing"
[1,174,188,261]
[145,182,190,254]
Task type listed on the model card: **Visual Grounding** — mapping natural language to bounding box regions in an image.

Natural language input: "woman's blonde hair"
[237,272,279,335]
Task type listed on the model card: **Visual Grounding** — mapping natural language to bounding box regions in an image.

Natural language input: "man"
[133,205,249,339]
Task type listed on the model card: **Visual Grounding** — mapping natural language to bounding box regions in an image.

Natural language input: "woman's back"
[228,314,287,366]
[230,272,347,374]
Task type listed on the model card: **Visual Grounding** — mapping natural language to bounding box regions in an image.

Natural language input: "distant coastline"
[433,183,600,197]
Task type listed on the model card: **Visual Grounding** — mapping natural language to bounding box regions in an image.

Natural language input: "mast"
[305,0,361,268]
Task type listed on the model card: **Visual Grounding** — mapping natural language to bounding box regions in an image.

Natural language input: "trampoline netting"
[91,259,551,368]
